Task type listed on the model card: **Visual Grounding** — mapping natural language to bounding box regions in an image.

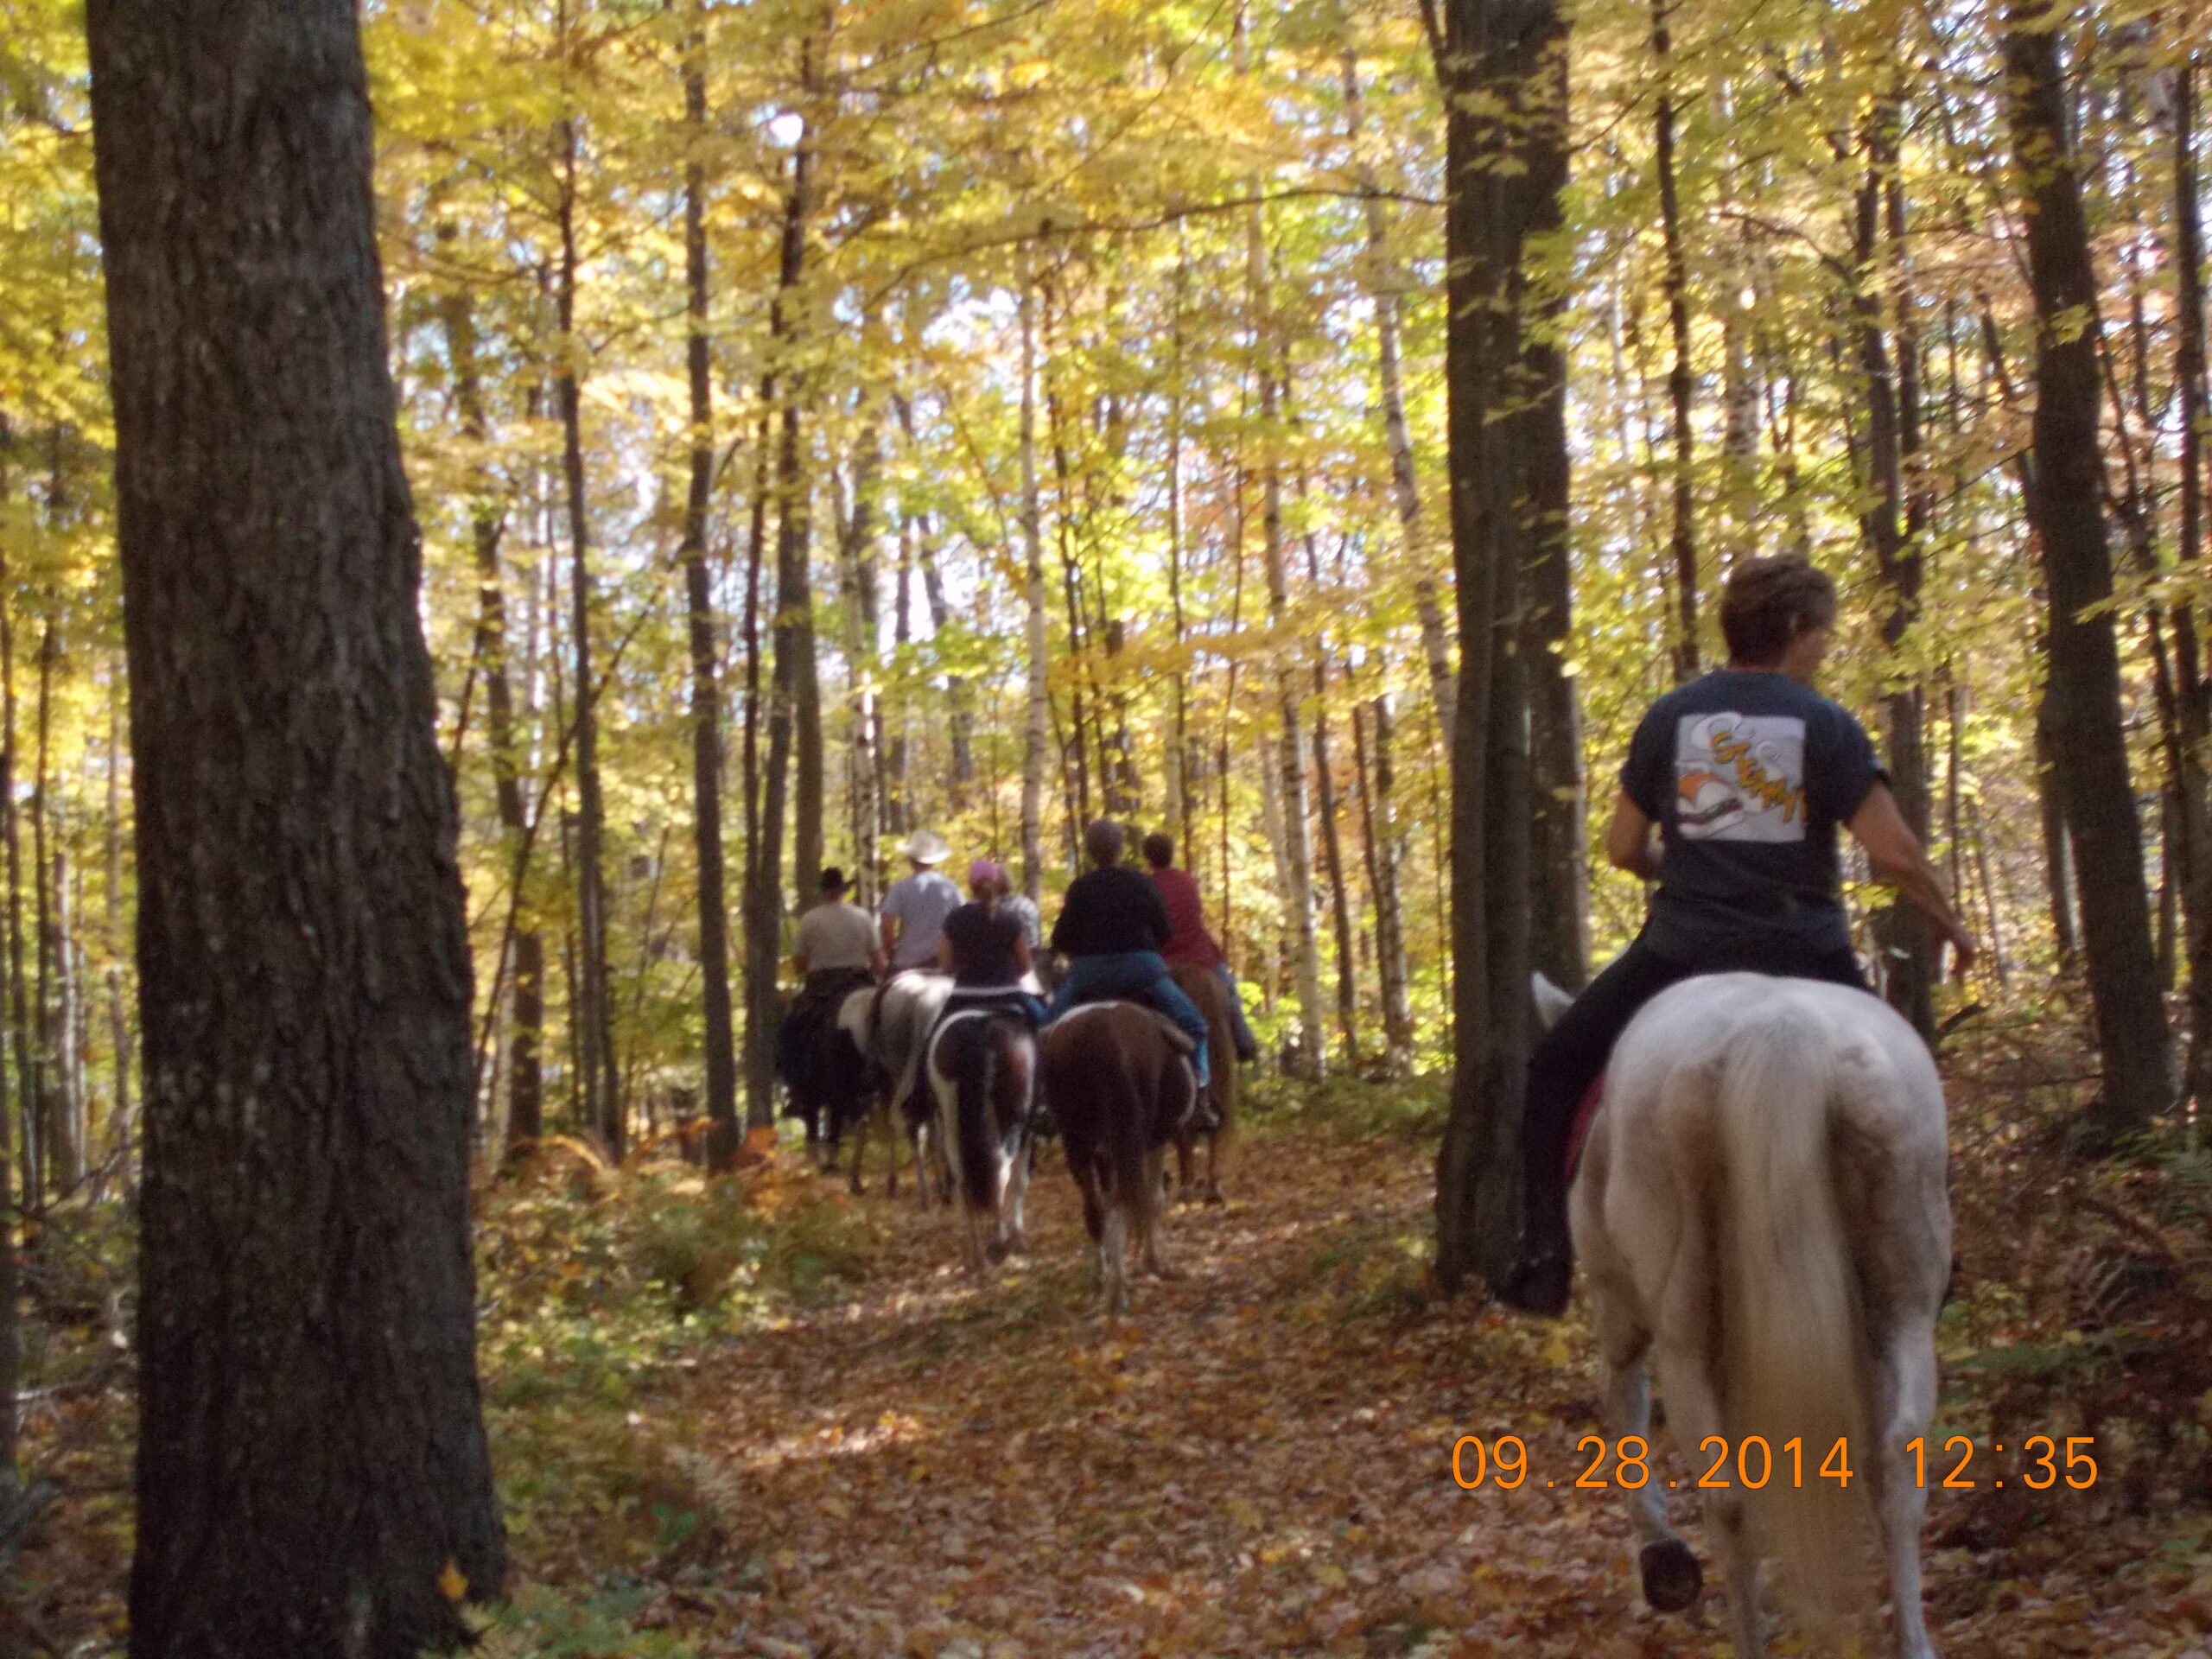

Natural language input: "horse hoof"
[1203,1186,1225,1207]
[1638,1540,1702,1611]
[985,1239,1009,1265]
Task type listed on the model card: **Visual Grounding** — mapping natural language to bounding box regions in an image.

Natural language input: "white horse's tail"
[1718,1000,1869,1621]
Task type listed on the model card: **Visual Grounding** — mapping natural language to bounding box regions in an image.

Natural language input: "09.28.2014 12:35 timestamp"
[1449,1433,2100,1491]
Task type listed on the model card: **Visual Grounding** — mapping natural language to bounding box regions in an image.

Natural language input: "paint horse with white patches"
[921,1003,1040,1272]
[836,970,955,1200]
[1535,970,1949,1659]
[1038,1001,1197,1315]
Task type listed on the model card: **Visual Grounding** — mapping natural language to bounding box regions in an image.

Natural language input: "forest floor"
[18,1052,2212,1656]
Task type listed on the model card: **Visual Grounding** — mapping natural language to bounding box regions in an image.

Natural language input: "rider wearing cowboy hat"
[777,866,883,1085]
[880,829,963,976]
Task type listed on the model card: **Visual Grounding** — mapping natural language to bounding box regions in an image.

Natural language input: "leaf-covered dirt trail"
[642,1120,2201,1658]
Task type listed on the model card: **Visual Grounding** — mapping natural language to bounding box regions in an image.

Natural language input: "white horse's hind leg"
[1140,1147,1177,1279]
[1651,1334,1764,1656]
[1869,1325,1940,1659]
[1099,1203,1128,1314]
[1594,1293,1700,1611]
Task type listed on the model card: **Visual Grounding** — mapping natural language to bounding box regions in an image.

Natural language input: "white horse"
[1541,970,1949,1658]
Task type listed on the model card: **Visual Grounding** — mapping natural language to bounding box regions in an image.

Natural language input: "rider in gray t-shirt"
[880,830,963,974]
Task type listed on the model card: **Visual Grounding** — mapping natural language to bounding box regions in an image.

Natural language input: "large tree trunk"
[554,112,622,1158]
[680,40,739,1172]
[2006,6,2174,1137]
[1433,0,1566,1291]
[86,2,505,1649]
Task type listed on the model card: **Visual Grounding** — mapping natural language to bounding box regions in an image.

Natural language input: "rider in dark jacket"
[1045,819,1212,1092]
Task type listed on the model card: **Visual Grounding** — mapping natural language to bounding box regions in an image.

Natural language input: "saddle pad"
[1564,1073,1606,1184]
[1049,999,1195,1055]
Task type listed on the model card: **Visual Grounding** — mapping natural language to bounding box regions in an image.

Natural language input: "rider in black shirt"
[1499,557,1975,1318]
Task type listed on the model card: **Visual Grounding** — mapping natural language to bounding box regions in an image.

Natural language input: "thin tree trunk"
[1853,101,1936,1039]
[1246,190,1325,1079]
[1522,41,1587,992]
[741,107,814,1133]
[441,286,544,1159]
[0,542,33,1218]
[680,35,738,1172]
[33,621,77,1185]
[1020,276,1049,904]
[87,0,505,1645]
[1652,0,1698,682]
[1342,42,1454,753]
[104,685,131,1191]
[2006,5,2174,1136]
[1352,695,1414,1068]
[2171,57,2212,1111]
[555,109,621,1158]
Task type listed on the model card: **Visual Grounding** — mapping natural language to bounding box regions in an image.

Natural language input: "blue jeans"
[1213,963,1256,1057]
[1048,950,1211,1085]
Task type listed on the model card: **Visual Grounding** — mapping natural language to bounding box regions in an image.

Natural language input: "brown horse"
[1168,964,1236,1205]
[1038,1001,1197,1314]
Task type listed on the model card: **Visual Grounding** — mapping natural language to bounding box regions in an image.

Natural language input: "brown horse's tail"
[1097,1017,1153,1216]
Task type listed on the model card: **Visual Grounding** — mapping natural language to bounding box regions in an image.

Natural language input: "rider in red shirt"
[1142,833,1259,1064]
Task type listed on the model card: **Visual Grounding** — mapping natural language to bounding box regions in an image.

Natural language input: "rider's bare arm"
[1847,782,1979,969]
[1605,790,1662,881]
[880,914,899,961]
[936,934,955,972]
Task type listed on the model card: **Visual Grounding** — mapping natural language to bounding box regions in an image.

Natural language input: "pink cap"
[968,857,1004,890]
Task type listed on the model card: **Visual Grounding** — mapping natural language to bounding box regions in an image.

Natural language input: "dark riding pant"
[1521,932,1872,1250]
[1046,950,1211,1085]
[779,967,875,1088]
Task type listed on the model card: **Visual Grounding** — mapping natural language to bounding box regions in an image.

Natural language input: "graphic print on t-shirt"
[1673,711,1808,842]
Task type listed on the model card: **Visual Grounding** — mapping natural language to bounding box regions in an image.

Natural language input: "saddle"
[1049,998,1196,1056]
[1565,1073,1607,1183]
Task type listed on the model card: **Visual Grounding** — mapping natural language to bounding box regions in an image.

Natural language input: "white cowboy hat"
[902,829,951,866]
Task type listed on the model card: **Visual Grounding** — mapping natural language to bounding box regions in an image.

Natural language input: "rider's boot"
[1496,1173,1573,1318]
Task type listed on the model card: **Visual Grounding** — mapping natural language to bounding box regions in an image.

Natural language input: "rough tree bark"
[680,36,739,1172]
[86,0,505,1649]
[1432,0,1566,1290]
[2006,4,2175,1136]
